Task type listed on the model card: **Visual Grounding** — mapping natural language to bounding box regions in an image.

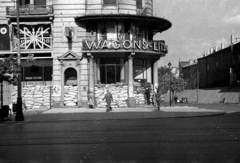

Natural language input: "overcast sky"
[153,0,240,67]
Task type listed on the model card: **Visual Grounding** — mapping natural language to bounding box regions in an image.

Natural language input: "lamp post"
[237,80,240,105]
[0,73,3,109]
[168,62,172,107]
[15,0,24,121]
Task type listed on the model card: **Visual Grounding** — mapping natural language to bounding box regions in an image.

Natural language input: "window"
[137,0,143,9]
[20,0,46,6]
[34,0,46,6]
[103,0,117,6]
[20,0,30,6]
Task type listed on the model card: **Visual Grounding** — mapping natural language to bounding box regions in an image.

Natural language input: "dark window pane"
[103,0,116,5]
[34,0,46,6]
[20,0,30,6]
[44,66,52,81]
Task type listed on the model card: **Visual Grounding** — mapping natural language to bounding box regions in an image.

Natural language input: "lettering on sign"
[83,39,168,53]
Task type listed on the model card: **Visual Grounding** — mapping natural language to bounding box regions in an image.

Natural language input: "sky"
[153,0,240,67]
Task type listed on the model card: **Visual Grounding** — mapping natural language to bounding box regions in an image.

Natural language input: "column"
[146,59,152,83]
[97,59,100,84]
[88,53,95,98]
[120,58,125,83]
[94,58,97,85]
[153,59,159,89]
[128,53,136,107]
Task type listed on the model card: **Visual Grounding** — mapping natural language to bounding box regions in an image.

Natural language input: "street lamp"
[0,73,3,109]
[168,62,172,107]
[15,0,24,121]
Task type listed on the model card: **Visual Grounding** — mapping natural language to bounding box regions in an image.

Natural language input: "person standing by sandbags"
[145,87,151,105]
[155,89,162,110]
[102,89,113,112]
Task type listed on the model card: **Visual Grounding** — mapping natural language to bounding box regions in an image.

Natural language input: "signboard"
[0,25,10,50]
[82,39,168,53]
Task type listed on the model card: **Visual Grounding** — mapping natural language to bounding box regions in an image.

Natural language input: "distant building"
[180,40,240,89]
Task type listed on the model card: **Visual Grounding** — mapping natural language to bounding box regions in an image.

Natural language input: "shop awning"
[75,14,172,33]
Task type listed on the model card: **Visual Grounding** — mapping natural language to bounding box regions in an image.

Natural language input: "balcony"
[6,4,53,16]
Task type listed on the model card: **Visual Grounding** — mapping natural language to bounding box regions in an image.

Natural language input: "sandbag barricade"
[64,86,78,106]
[12,85,53,110]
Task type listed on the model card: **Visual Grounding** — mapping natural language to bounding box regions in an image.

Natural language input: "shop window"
[117,23,125,41]
[97,22,117,41]
[20,0,46,6]
[103,0,117,6]
[86,24,96,40]
[20,0,30,6]
[106,22,117,40]
[34,0,46,6]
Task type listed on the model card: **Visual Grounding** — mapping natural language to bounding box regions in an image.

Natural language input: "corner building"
[2,0,171,108]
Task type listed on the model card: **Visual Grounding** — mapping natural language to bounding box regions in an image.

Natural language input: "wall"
[52,0,87,101]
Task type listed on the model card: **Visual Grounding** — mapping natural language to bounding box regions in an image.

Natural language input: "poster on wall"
[52,85,61,97]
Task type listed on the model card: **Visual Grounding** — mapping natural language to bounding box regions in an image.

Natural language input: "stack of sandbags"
[94,84,128,108]
[64,85,78,106]
[11,85,53,110]
[134,93,146,105]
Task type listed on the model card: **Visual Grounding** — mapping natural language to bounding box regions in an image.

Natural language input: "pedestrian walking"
[102,89,113,112]
[145,87,151,105]
[155,89,162,110]
[87,91,95,109]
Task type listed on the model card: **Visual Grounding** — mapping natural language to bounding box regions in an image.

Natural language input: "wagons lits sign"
[82,39,168,53]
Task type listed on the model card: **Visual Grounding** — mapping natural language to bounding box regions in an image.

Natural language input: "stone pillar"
[94,58,98,85]
[153,59,159,89]
[120,58,125,83]
[60,61,64,107]
[128,53,136,107]
[125,59,129,84]
[97,59,100,84]
[146,59,152,83]
[87,53,95,99]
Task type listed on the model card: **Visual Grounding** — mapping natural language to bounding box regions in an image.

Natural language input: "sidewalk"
[19,105,228,122]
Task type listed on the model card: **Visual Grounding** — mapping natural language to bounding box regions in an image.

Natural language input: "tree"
[157,66,186,97]
[0,55,18,85]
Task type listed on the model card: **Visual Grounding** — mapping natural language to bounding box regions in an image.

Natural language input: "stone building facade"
[0,0,171,108]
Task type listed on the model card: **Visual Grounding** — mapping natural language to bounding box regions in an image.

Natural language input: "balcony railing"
[6,5,53,16]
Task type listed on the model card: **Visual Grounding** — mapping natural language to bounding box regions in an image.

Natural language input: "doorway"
[100,64,121,84]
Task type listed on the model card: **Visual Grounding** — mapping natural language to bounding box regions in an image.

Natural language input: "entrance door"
[106,65,116,84]
[100,64,121,84]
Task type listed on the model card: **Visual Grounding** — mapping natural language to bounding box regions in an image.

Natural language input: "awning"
[11,21,52,25]
[75,14,172,33]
